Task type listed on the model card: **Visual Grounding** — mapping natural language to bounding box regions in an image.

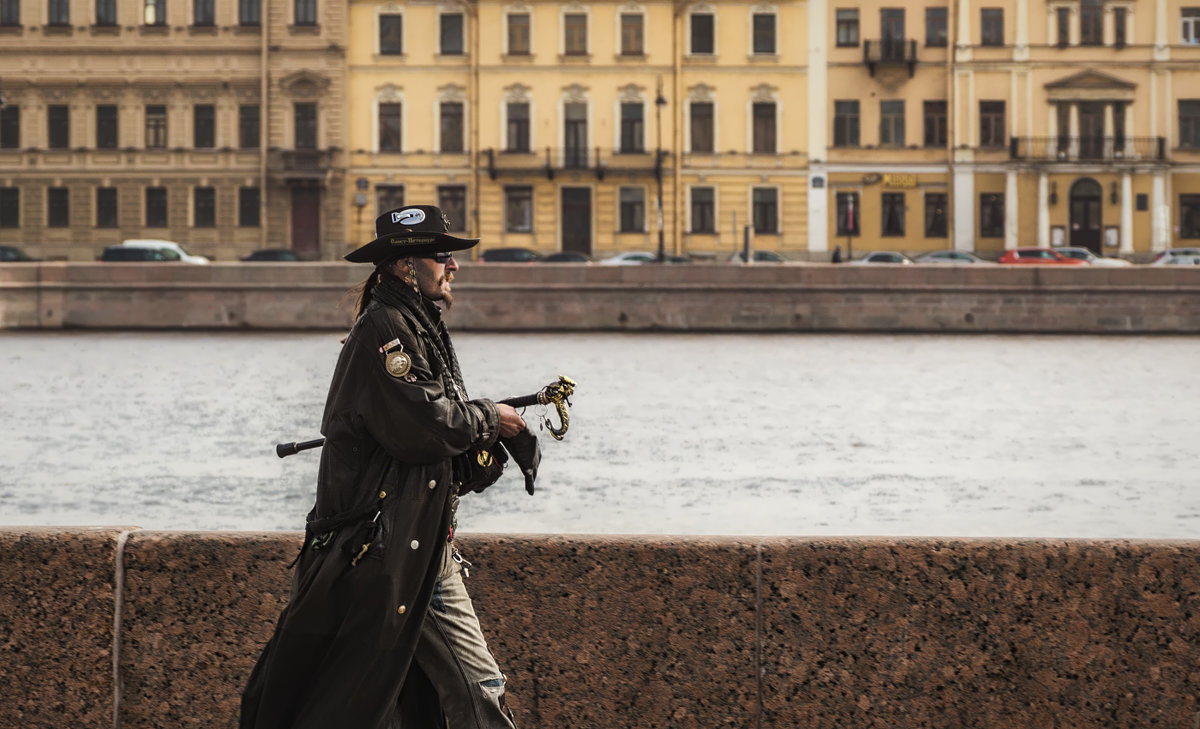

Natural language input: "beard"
[417,267,454,308]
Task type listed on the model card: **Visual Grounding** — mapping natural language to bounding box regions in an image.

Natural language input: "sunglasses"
[420,252,455,263]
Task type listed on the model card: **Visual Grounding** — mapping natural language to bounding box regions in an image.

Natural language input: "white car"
[849,251,914,265]
[599,251,657,265]
[913,250,990,264]
[1056,247,1132,266]
[120,239,210,264]
[1151,247,1200,266]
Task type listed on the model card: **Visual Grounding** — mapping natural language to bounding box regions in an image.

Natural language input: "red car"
[997,248,1087,265]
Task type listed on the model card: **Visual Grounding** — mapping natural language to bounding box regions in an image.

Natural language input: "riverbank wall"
[2,527,1197,728]
[2,262,1199,332]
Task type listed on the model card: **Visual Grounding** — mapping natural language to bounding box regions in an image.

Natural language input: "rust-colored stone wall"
[2,528,1199,729]
[1,262,1199,332]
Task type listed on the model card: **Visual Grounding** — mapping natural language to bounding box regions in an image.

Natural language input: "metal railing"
[482,147,667,181]
[1009,136,1167,162]
[863,39,917,76]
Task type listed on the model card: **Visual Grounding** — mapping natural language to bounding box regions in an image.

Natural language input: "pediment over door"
[1046,70,1136,101]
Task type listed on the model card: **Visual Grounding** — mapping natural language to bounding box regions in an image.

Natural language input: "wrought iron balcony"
[863,39,917,77]
[482,147,668,181]
[268,149,337,182]
[1008,136,1166,163]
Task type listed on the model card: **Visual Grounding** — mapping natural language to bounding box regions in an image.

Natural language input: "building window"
[1181,194,1200,237]
[48,105,69,149]
[925,7,947,46]
[980,193,1004,237]
[440,102,464,153]
[1080,0,1102,45]
[438,186,467,231]
[96,105,118,149]
[379,102,401,152]
[618,187,645,232]
[690,102,714,152]
[507,13,530,54]
[1114,7,1127,47]
[97,0,117,25]
[1184,8,1200,43]
[564,102,588,168]
[0,106,18,149]
[836,9,859,46]
[753,13,776,54]
[881,192,905,236]
[691,12,714,54]
[239,0,259,25]
[193,104,215,148]
[1056,7,1070,47]
[294,0,315,26]
[833,100,860,147]
[621,13,643,54]
[879,100,905,147]
[145,187,167,227]
[564,13,587,55]
[145,105,167,149]
[441,13,463,54]
[380,14,402,54]
[1,0,19,25]
[239,105,260,149]
[752,102,776,153]
[144,0,165,25]
[981,8,1003,46]
[47,187,70,227]
[505,186,532,233]
[193,0,214,25]
[835,191,859,236]
[923,100,946,147]
[294,103,316,149]
[924,192,947,237]
[507,102,530,152]
[376,185,404,214]
[0,188,19,228]
[238,186,260,227]
[979,100,1005,147]
[1180,101,1200,147]
[96,187,118,228]
[194,187,215,227]
[752,187,778,234]
[620,102,644,153]
[48,0,69,25]
[691,186,715,233]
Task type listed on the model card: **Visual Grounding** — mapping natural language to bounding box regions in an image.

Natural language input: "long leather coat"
[241,278,501,729]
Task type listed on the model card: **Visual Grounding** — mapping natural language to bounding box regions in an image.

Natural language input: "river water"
[0,331,1196,539]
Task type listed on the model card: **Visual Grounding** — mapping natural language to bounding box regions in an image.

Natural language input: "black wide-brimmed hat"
[345,205,480,263]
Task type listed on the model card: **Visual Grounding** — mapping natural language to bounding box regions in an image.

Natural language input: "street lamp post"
[655,76,668,262]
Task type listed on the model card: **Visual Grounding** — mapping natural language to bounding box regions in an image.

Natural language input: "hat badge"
[392,208,426,226]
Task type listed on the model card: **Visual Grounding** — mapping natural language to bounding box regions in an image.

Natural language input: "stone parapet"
[1,527,1198,728]
[1,262,1199,332]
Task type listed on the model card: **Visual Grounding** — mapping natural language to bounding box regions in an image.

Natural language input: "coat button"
[397,605,406,615]
[427,479,437,489]
[410,540,420,550]
[378,490,387,499]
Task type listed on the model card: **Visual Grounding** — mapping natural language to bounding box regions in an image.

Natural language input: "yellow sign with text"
[882,173,918,188]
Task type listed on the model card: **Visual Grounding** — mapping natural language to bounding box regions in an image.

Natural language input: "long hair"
[350,268,383,320]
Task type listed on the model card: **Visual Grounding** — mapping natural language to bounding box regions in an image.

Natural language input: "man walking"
[242,205,527,729]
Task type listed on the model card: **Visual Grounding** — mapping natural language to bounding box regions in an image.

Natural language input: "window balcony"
[863,39,917,77]
[481,147,669,181]
[1008,136,1166,163]
[268,149,337,183]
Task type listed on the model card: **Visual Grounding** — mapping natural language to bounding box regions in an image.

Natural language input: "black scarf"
[370,274,468,400]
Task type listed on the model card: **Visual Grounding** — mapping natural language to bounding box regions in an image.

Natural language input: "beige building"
[344,0,809,261]
[0,0,347,261]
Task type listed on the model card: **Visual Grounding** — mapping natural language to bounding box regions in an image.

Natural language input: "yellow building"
[344,0,809,260]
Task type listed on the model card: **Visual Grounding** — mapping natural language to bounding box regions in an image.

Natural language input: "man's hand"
[496,403,527,438]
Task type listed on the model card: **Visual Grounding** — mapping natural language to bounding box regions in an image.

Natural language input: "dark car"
[477,247,541,263]
[99,245,180,262]
[539,251,593,263]
[727,250,788,264]
[242,249,301,262]
[0,245,39,262]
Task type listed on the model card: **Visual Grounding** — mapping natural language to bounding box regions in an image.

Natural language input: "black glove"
[500,429,541,495]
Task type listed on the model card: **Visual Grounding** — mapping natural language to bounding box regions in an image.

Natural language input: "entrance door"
[291,187,321,258]
[560,187,591,254]
[1069,178,1102,253]
[880,9,905,60]
[1078,102,1105,160]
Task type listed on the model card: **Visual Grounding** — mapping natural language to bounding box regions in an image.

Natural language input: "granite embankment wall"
[2,262,1199,332]
[2,527,1198,729]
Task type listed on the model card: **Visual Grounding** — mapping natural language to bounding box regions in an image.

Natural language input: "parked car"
[727,250,789,264]
[477,247,541,263]
[849,251,914,265]
[914,250,990,264]
[1055,247,1132,266]
[997,248,1085,265]
[241,249,301,262]
[1151,247,1200,265]
[119,239,209,264]
[0,245,39,262]
[99,245,181,262]
[599,251,658,265]
[539,251,593,263]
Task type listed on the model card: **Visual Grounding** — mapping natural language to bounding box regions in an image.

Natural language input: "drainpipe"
[672,1,682,256]
[470,0,480,246]
[260,4,269,249]
[946,0,955,249]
